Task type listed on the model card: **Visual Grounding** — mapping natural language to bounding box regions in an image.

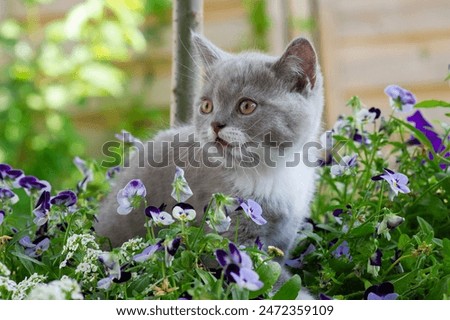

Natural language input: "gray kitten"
[96,34,323,287]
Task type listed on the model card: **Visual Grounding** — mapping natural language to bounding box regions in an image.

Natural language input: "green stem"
[377,183,384,213]
[192,198,213,247]
[145,216,155,240]
[161,260,166,279]
[409,175,448,208]
[384,254,413,275]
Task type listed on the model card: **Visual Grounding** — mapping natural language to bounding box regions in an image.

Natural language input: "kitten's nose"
[211,121,226,135]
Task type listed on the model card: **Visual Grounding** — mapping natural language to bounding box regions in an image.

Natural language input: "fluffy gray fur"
[95,34,324,276]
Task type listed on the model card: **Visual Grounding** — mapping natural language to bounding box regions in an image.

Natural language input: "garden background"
[1,0,449,187]
[1,0,450,300]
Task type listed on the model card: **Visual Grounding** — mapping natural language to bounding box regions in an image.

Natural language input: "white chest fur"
[230,160,316,218]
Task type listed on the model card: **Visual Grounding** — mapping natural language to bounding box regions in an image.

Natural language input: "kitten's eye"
[200,99,213,114]
[238,99,257,115]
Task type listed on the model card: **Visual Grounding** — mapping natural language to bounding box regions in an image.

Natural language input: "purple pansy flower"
[215,243,263,291]
[356,108,377,125]
[372,168,410,199]
[115,129,143,147]
[0,187,19,205]
[364,282,398,300]
[384,85,416,112]
[370,249,382,266]
[116,179,147,215]
[240,199,267,225]
[206,194,239,233]
[0,210,5,225]
[352,129,371,145]
[106,166,121,181]
[50,190,77,207]
[407,110,449,169]
[97,275,116,290]
[331,240,351,260]
[0,163,23,188]
[133,240,164,263]
[19,236,50,258]
[377,213,404,240]
[332,206,352,225]
[145,204,175,226]
[0,164,12,179]
[330,154,357,177]
[166,237,181,256]
[230,267,264,291]
[318,131,333,167]
[369,107,381,119]
[172,203,196,222]
[285,244,316,269]
[171,167,193,202]
[255,236,264,250]
[319,293,333,300]
[97,252,131,289]
[165,237,181,267]
[98,252,121,278]
[18,176,51,196]
[406,111,441,148]
[367,249,383,277]
[73,156,94,192]
[33,191,51,226]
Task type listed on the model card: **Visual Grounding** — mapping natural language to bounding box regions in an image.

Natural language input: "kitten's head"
[192,34,324,166]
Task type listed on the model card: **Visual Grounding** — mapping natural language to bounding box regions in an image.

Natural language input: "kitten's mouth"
[215,137,230,147]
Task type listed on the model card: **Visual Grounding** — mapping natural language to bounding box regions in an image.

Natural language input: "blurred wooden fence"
[318,0,450,128]
[1,0,449,151]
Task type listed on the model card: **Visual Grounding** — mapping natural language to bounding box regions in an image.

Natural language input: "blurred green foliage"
[242,0,270,50]
[0,0,171,189]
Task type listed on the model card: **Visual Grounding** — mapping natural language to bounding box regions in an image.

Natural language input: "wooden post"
[170,0,203,126]
[0,0,8,21]
[267,0,290,55]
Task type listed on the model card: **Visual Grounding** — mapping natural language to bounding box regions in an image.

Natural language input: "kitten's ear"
[272,37,318,92]
[191,32,230,68]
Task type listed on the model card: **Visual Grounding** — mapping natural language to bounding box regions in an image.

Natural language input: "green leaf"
[316,223,339,233]
[65,0,104,40]
[427,275,450,299]
[78,63,125,96]
[348,221,376,238]
[249,261,281,299]
[180,250,195,269]
[195,268,216,286]
[398,234,412,250]
[392,117,435,155]
[417,216,434,238]
[415,100,450,108]
[272,274,302,300]
[392,271,418,294]
[443,238,450,274]
[301,230,323,243]
[231,286,250,300]
[11,251,46,267]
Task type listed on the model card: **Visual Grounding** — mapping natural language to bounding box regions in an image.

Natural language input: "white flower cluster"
[75,248,102,287]
[0,273,46,300]
[12,273,46,300]
[60,233,99,268]
[0,261,11,276]
[0,276,17,298]
[120,237,147,260]
[27,275,83,300]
